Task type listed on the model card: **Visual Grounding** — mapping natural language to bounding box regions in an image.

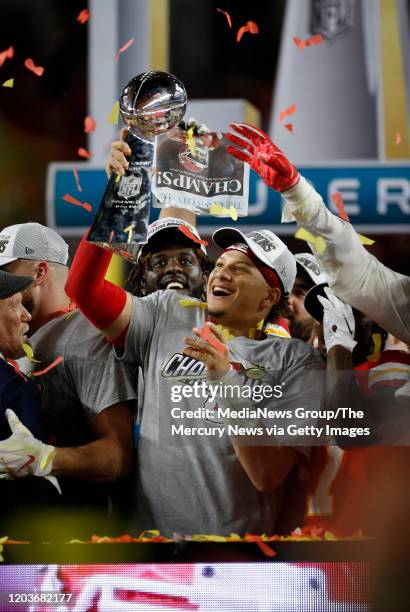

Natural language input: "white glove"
[0,409,61,493]
[318,287,357,352]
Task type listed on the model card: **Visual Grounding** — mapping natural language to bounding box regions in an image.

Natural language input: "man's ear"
[32,261,50,286]
[261,287,281,310]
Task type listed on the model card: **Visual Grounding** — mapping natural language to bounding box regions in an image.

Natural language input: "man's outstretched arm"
[226,123,410,344]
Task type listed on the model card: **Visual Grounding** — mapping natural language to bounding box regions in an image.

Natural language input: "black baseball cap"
[0,269,33,299]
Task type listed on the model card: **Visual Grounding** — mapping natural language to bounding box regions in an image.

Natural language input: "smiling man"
[126,217,212,299]
[64,225,323,537]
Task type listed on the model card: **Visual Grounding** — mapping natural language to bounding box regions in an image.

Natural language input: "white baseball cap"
[212,227,296,296]
[140,217,207,256]
[295,253,327,286]
[0,223,69,267]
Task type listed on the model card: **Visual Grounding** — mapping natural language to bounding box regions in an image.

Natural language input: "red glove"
[225,123,299,192]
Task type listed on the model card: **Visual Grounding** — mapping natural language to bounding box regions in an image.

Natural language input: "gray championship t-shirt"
[22,310,137,447]
[121,291,323,537]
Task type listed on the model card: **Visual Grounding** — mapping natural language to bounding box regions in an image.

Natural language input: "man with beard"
[288,253,327,345]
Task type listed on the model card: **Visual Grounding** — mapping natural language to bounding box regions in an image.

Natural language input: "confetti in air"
[1,78,13,88]
[108,101,120,125]
[116,38,135,60]
[72,167,82,192]
[178,225,208,246]
[63,193,92,213]
[367,332,382,363]
[279,103,296,124]
[124,223,135,243]
[77,9,90,24]
[186,126,196,158]
[295,227,326,255]
[0,46,13,67]
[396,133,402,145]
[84,115,96,133]
[210,203,238,221]
[284,123,293,133]
[31,356,64,377]
[293,34,324,49]
[236,21,259,43]
[179,299,207,309]
[77,147,92,159]
[216,8,232,28]
[22,343,40,363]
[358,234,375,246]
[24,58,44,76]
[330,192,349,221]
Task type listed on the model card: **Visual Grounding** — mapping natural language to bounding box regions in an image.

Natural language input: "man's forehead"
[217,250,254,266]
[292,274,313,292]
[149,245,199,258]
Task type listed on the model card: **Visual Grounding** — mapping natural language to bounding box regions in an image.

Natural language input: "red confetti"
[279,103,296,124]
[72,167,82,192]
[284,123,293,133]
[116,38,135,60]
[6,359,27,381]
[216,8,232,28]
[396,133,402,145]
[84,115,96,133]
[293,34,324,49]
[236,21,259,43]
[244,534,276,557]
[331,192,350,221]
[178,225,208,246]
[77,9,90,24]
[0,45,14,67]
[31,356,64,377]
[77,147,92,159]
[198,323,226,354]
[24,58,45,77]
[63,193,92,213]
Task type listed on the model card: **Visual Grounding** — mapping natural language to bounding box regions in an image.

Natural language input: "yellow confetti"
[187,126,196,158]
[22,343,41,363]
[115,173,121,183]
[124,223,135,243]
[217,325,235,341]
[2,78,14,88]
[108,100,120,125]
[179,299,207,309]
[210,203,238,221]
[324,530,337,541]
[358,234,375,245]
[264,323,291,338]
[367,332,382,363]
[294,227,326,255]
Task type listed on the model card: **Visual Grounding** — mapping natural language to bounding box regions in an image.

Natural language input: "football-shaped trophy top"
[119,70,187,138]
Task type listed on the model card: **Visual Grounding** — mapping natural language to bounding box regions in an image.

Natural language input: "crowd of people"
[0,124,408,554]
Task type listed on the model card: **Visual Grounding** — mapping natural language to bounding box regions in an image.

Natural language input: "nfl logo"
[310,0,354,40]
[118,174,143,200]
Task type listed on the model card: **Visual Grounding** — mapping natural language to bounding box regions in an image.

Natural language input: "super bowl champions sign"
[47,160,410,235]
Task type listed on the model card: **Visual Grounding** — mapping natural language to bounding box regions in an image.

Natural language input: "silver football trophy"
[88,70,187,261]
